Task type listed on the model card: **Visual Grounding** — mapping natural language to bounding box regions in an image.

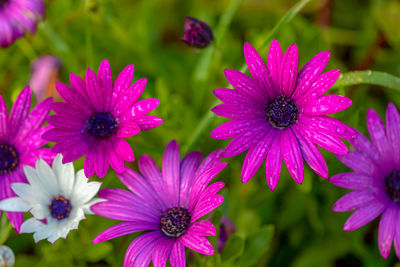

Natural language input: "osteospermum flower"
[181,17,213,48]
[0,0,45,47]
[0,154,101,243]
[211,40,355,190]
[92,140,227,267]
[42,59,163,178]
[330,103,400,260]
[0,86,52,232]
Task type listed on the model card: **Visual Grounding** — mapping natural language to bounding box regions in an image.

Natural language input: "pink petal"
[333,191,376,212]
[298,123,348,155]
[86,68,104,111]
[50,102,87,119]
[188,220,216,236]
[115,138,134,162]
[130,98,160,118]
[152,237,174,267]
[179,151,203,207]
[244,42,275,99]
[94,142,110,178]
[280,129,304,184]
[112,64,134,109]
[191,194,224,222]
[210,118,266,140]
[117,120,141,138]
[162,140,181,206]
[123,231,161,267]
[329,173,374,190]
[93,221,158,243]
[349,130,379,162]
[293,125,328,178]
[9,86,31,136]
[241,130,276,183]
[279,43,298,96]
[302,95,352,116]
[386,103,400,168]
[223,126,268,157]
[46,114,84,130]
[378,205,397,258]
[179,234,214,255]
[224,69,267,104]
[188,163,228,211]
[84,149,96,178]
[267,40,283,92]
[292,51,330,100]
[297,69,341,105]
[14,97,52,143]
[211,103,265,119]
[69,73,92,109]
[108,140,125,173]
[394,211,400,259]
[265,133,282,190]
[0,95,9,140]
[117,167,166,210]
[336,150,376,175]
[343,201,386,231]
[299,115,356,140]
[170,241,186,267]
[367,108,392,167]
[56,82,91,114]
[135,115,163,131]
[115,78,147,116]
[97,59,113,111]
[213,88,255,104]
[91,200,159,223]
[195,149,224,176]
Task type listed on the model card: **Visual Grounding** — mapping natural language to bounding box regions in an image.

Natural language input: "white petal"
[30,204,49,220]
[20,218,51,243]
[81,198,105,214]
[36,158,59,195]
[0,197,30,212]
[73,181,101,205]
[53,154,75,197]
[11,183,49,205]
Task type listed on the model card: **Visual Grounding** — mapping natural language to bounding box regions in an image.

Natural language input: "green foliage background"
[1,0,400,266]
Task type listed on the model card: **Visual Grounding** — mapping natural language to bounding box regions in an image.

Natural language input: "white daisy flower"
[0,154,102,243]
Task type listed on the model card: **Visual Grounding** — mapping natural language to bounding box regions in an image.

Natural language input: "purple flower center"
[0,0,8,7]
[0,144,19,175]
[87,113,118,140]
[266,95,299,129]
[385,171,400,203]
[160,207,191,237]
[49,196,72,220]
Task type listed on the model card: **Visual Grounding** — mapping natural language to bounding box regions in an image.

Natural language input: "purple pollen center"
[385,171,400,203]
[266,95,299,129]
[87,113,118,140]
[49,196,72,220]
[160,207,191,238]
[0,144,19,175]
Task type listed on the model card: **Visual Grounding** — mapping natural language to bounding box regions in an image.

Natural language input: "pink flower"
[211,40,355,190]
[92,140,227,267]
[0,86,53,232]
[43,59,163,178]
[331,103,400,260]
[0,0,45,47]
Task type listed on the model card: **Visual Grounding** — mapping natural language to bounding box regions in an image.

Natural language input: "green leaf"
[236,225,275,267]
[332,70,400,91]
[221,235,245,262]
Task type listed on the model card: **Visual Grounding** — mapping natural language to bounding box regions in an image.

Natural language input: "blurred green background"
[1,0,400,266]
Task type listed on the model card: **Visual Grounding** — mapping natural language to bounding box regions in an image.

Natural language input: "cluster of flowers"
[1,0,400,266]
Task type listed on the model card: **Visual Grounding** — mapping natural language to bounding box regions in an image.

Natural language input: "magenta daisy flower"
[92,140,227,267]
[42,59,163,178]
[0,86,52,232]
[0,0,45,47]
[330,103,400,260]
[211,40,355,190]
